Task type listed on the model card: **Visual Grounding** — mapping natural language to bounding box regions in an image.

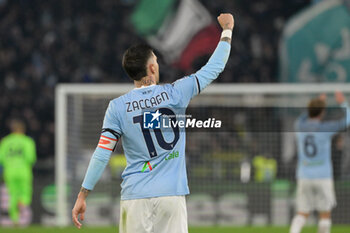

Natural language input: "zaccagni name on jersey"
[126,92,169,112]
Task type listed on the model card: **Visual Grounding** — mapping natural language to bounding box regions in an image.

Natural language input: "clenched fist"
[217,13,234,30]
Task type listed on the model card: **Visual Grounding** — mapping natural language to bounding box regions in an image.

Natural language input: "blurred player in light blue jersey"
[290,91,350,233]
[72,14,234,233]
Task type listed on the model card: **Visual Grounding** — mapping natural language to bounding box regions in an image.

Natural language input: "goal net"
[55,83,350,226]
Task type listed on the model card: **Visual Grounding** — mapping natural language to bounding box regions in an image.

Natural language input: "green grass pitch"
[1,226,349,233]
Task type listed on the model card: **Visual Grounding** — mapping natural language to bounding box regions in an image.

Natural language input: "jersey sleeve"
[321,102,350,135]
[82,101,122,190]
[101,101,122,139]
[194,41,231,92]
[172,75,199,106]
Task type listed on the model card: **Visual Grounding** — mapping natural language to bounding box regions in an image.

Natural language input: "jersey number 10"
[133,108,180,158]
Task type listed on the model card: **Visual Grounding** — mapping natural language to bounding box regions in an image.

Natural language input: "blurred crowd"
[0,0,310,163]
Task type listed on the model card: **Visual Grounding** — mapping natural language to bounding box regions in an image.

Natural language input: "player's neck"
[309,116,321,121]
[12,131,24,134]
[134,76,157,88]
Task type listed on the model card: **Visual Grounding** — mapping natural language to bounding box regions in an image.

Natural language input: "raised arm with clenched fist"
[217,13,234,30]
[217,13,234,43]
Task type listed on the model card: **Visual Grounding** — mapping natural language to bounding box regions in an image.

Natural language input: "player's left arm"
[72,101,122,228]
[81,101,121,191]
[194,13,233,93]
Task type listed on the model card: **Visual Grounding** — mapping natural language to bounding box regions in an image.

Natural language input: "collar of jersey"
[308,118,320,123]
[134,84,156,89]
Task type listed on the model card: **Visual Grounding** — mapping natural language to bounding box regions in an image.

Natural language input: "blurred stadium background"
[1,0,350,232]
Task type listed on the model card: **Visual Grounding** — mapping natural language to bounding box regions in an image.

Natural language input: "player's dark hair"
[308,98,326,118]
[122,44,154,81]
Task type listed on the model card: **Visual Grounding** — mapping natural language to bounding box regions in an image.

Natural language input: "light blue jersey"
[295,102,350,179]
[82,41,231,200]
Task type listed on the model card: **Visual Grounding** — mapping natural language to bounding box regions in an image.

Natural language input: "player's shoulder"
[172,75,194,85]
[161,82,176,92]
[25,135,35,144]
[18,134,35,144]
[294,113,309,128]
[1,134,32,144]
[0,134,11,144]
[3,133,18,141]
[168,75,197,93]
[108,91,130,108]
[109,95,123,105]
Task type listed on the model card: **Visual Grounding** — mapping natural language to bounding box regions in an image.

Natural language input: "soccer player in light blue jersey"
[72,14,234,233]
[290,91,350,233]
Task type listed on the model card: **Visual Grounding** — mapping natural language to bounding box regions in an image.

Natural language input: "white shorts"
[119,195,188,233]
[296,179,336,213]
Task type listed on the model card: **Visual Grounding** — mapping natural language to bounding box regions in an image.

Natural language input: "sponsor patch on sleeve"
[97,135,118,151]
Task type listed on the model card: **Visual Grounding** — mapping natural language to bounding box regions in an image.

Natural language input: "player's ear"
[149,64,156,74]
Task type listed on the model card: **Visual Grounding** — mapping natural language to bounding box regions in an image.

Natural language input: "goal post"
[55,83,350,226]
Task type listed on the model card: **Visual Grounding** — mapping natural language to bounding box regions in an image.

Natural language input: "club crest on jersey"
[143,110,161,129]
